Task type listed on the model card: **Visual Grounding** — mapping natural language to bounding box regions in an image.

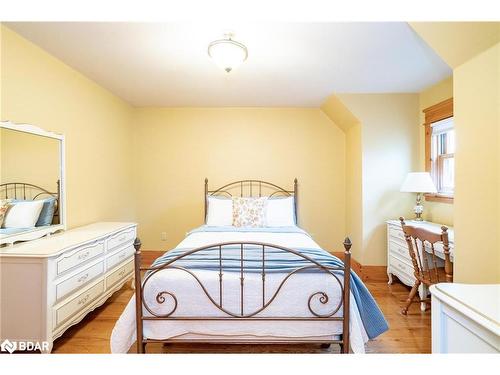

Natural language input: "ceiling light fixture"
[208,33,248,73]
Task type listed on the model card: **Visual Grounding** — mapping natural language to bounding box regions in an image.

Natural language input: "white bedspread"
[110,228,369,353]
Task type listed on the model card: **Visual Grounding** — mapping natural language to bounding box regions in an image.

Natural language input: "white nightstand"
[386,219,455,310]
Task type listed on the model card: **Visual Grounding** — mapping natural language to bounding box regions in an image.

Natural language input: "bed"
[111,179,388,354]
[0,181,60,239]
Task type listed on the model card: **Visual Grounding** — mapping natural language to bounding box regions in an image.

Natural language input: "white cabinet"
[386,219,454,309]
[430,283,500,353]
[0,222,137,353]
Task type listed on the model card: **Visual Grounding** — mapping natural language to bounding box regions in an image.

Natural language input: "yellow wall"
[1,128,60,193]
[322,94,420,266]
[453,42,500,283]
[320,96,363,261]
[412,23,500,283]
[337,94,419,265]
[0,25,135,227]
[344,123,363,262]
[418,76,454,225]
[132,108,346,251]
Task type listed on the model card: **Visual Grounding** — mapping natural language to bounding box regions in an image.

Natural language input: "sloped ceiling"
[410,22,500,68]
[321,95,359,132]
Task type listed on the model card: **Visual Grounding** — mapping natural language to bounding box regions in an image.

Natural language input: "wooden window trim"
[424,194,454,203]
[423,97,454,204]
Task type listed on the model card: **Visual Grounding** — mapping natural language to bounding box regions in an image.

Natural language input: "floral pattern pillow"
[232,197,267,227]
[0,199,12,228]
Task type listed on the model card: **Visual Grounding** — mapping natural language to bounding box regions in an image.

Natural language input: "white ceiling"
[7,22,451,107]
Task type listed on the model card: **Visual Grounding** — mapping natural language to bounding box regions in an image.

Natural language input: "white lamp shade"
[400,172,437,193]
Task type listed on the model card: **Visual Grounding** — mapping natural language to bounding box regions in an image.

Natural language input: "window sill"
[425,193,454,204]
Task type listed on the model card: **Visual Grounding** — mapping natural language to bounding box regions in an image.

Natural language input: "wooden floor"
[52,252,431,354]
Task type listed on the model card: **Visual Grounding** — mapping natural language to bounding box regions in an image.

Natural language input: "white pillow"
[2,200,45,228]
[266,197,296,227]
[206,196,233,226]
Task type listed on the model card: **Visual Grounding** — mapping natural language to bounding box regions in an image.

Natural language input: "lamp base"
[413,193,424,221]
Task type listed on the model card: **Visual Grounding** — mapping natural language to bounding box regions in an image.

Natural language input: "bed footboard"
[133,237,352,354]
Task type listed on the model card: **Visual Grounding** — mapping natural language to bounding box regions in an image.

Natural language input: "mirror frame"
[0,121,66,245]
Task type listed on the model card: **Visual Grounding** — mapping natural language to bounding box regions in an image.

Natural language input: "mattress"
[110,227,369,353]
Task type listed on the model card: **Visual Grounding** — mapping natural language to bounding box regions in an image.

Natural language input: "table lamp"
[400,172,437,221]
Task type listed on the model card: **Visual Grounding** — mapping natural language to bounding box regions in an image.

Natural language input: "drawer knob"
[77,273,89,283]
[118,235,126,242]
[78,251,90,260]
[118,270,125,277]
[118,252,126,259]
[77,294,90,305]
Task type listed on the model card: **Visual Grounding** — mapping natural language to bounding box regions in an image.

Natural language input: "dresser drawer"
[388,225,406,242]
[106,260,134,288]
[389,255,415,279]
[55,261,105,301]
[389,240,411,262]
[107,245,134,270]
[107,227,135,252]
[56,240,105,275]
[54,280,105,328]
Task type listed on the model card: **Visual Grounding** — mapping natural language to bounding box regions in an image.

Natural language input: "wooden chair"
[399,217,453,315]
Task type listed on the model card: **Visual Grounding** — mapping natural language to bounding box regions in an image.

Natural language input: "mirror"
[0,121,65,245]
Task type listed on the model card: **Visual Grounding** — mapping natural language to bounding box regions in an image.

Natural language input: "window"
[431,117,454,195]
[423,98,454,203]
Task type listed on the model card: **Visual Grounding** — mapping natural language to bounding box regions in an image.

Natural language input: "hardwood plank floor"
[52,252,430,354]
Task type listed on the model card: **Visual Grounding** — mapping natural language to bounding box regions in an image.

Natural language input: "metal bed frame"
[133,179,352,353]
[0,180,60,224]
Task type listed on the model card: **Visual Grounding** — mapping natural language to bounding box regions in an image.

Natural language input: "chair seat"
[419,267,448,286]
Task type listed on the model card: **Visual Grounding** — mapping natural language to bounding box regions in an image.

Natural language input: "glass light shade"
[400,172,437,193]
[208,38,248,73]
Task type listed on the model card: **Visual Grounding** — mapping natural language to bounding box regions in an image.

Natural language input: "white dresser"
[430,283,500,353]
[386,219,454,308]
[0,222,137,353]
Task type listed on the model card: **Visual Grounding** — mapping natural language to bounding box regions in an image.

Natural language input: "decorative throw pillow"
[232,197,267,227]
[0,199,12,227]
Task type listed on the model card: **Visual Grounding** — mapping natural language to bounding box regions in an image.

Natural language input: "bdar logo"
[1,339,17,353]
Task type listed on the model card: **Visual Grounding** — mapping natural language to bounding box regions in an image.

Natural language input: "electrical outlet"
[161,232,167,241]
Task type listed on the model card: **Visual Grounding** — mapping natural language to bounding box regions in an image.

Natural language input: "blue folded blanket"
[150,228,389,340]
